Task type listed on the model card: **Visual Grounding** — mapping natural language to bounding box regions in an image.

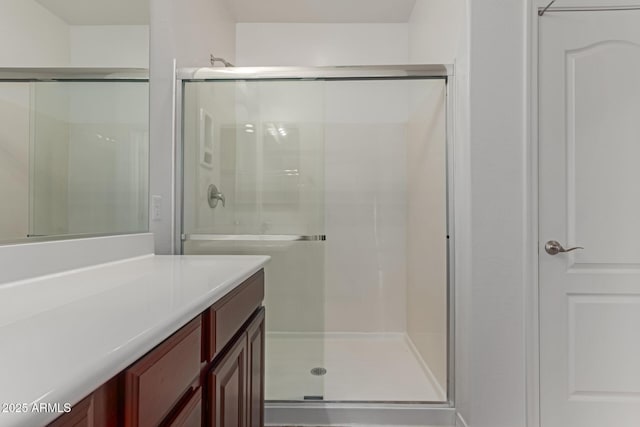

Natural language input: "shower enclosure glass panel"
[182,80,326,400]
[181,74,448,403]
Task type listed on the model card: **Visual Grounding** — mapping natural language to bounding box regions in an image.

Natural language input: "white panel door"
[539,9,640,427]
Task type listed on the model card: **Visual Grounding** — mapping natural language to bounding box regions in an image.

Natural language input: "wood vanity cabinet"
[123,316,202,427]
[246,309,265,427]
[47,269,265,427]
[47,377,119,427]
[208,332,247,427]
[207,308,265,427]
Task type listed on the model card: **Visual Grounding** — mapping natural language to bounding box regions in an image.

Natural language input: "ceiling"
[34,0,417,26]
[225,0,418,23]
[35,0,149,25]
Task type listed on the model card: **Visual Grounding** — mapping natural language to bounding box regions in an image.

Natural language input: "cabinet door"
[209,335,247,427]
[246,309,265,427]
[165,388,202,427]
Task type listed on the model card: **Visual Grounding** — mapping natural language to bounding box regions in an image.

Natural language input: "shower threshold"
[265,402,456,426]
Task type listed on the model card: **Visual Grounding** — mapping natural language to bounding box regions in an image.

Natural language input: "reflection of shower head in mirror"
[210,54,234,67]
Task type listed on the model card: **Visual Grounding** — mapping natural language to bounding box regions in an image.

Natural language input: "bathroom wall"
[236,23,408,66]
[466,0,528,425]
[150,0,236,254]
[69,26,149,68]
[165,0,236,67]
[0,0,149,68]
[0,0,70,67]
[408,0,465,64]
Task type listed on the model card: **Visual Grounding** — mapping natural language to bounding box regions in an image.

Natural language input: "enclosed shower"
[178,66,451,404]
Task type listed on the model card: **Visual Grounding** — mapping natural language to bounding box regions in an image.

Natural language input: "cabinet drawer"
[165,387,202,427]
[124,317,202,427]
[207,270,264,361]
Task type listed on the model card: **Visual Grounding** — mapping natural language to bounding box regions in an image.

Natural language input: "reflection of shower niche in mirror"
[263,124,300,210]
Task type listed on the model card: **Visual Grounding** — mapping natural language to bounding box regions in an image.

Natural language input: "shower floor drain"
[310,367,327,376]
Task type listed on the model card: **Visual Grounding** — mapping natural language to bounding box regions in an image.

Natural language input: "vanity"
[0,241,269,427]
[51,270,264,427]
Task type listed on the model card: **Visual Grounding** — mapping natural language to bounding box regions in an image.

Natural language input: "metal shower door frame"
[173,65,457,416]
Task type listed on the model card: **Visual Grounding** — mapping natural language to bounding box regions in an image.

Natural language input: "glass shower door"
[182,80,326,401]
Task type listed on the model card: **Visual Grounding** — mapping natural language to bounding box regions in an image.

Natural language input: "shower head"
[210,54,234,67]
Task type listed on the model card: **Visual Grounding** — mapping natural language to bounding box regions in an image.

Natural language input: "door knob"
[544,240,584,255]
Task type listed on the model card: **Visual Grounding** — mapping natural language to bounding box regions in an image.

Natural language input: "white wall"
[466,0,527,426]
[0,0,148,68]
[0,0,70,67]
[454,7,472,426]
[172,0,236,67]
[150,0,236,254]
[69,26,149,68]
[236,23,409,66]
[409,0,465,64]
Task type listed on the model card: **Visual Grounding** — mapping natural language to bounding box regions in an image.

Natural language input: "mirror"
[0,0,150,243]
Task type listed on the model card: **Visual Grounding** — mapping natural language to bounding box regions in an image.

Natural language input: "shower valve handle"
[208,184,225,208]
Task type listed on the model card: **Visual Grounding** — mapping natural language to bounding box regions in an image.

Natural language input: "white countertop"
[0,254,270,427]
